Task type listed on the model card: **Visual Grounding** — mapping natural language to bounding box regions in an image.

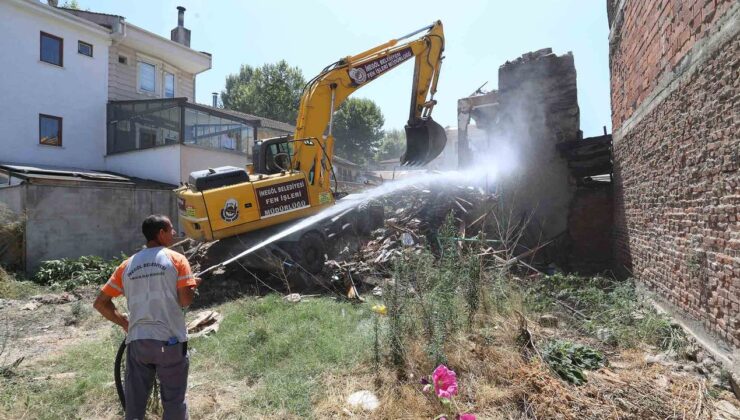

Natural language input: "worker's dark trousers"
[125,339,189,420]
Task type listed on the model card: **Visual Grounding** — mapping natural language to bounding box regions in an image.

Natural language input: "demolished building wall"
[609,1,739,350]
[494,49,581,244]
[458,49,582,259]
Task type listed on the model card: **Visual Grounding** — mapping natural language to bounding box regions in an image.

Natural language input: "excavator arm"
[291,21,446,174]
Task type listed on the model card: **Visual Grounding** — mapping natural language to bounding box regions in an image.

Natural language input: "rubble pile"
[180,178,519,296]
[327,183,499,280]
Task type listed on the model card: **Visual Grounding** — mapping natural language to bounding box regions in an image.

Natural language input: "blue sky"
[80,0,612,137]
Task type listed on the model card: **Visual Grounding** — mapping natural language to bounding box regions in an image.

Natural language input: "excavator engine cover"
[189,166,249,192]
[401,117,447,166]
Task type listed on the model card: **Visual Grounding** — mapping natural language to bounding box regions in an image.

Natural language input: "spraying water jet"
[194,164,506,279]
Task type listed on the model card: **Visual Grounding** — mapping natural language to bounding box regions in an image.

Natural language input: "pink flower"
[422,384,432,393]
[432,364,458,399]
[458,414,476,420]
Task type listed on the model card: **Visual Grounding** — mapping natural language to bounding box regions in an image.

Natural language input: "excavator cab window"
[267,142,293,172]
[252,136,293,175]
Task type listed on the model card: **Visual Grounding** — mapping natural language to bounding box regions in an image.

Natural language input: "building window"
[40,32,63,66]
[164,72,175,98]
[39,114,62,146]
[138,126,158,149]
[78,41,93,57]
[118,55,128,65]
[138,61,156,93]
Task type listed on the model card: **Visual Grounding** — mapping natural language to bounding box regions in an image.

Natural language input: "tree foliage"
[332,98,385,165]
[221,60,305,124]
[374,128,406,162]
[61,0,84,10]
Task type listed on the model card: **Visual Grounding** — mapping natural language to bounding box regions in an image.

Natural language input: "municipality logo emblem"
[220,198,239,222]
[348,67,367,85]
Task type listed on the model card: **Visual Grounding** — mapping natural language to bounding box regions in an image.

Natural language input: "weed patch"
[33,254,125,291]
[0,204,24,271]
[528,274,687,351]
[0,266,41,299]
[542,339,605,385]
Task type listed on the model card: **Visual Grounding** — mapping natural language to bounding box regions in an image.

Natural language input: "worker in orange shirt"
[94,214,201,420]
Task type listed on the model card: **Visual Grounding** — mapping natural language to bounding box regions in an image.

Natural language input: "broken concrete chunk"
[400,232,415,247]
[538,314,558,328]
[644,353,665,365]
[284,293,302,303]
[31,292,77,304]
[714,400,740,420]
[730,370,740,401]
[596,327,615,344]
[347,390,379,411]
[187,310,223,338]
[21,301,41,311]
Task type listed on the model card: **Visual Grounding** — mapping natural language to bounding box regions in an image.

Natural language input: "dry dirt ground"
[0,287,108,367]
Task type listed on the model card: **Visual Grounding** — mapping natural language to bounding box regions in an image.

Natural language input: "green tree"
[332,98,385,165]
[61,0,82,9]
[221,60,305,124]
[374,128,406,162]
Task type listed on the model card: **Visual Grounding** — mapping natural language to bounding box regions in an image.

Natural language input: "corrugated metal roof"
[333,155,361,167]
[1,164,177,189]
[1,164,131,183]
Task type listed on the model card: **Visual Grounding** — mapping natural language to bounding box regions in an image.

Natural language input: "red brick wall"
[612,34,739,348]
[610,0,735,128]
[568,185,614,274]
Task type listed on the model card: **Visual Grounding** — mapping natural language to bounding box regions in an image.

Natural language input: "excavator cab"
[252,136,294,175]
[402,117,447,166]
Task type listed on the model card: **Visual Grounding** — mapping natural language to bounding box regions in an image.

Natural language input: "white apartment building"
[0,0,111,170]
[0,0,261,186]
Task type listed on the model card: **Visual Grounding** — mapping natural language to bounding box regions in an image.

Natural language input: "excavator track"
[194,200,383,290]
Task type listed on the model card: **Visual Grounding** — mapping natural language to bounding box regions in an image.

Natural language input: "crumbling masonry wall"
[610,1,739,349]
[459,49,580,248]
[495,50,581,244]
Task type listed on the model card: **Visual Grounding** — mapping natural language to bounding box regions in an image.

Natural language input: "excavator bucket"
[401,117,447,166]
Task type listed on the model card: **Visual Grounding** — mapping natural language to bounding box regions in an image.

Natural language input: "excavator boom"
[292,21,446,169]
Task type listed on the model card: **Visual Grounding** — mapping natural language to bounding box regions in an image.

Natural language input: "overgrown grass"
[0,232,697,418]
[191,294,373,416]
[383,213,485,370]
[0,328,125,419]
[0,295,374,419]
[0,203,24,272]
[527,273,687,351]
[0,265,42,299]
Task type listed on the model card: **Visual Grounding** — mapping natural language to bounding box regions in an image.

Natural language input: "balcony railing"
[107,98,258,155]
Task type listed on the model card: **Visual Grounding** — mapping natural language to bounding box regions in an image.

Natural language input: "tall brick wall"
[610,0,739,349]
[609,0,735,127]
[568,185,614,274]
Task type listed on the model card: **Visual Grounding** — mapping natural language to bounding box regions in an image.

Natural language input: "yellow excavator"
[176,21,446,275]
